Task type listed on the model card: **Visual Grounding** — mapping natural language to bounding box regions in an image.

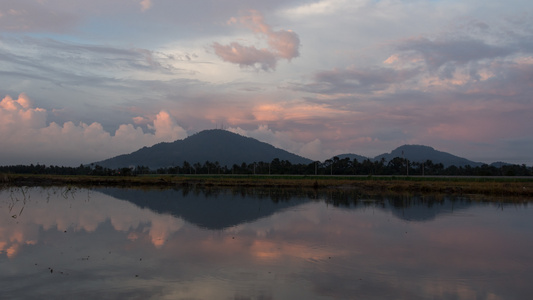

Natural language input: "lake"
[1,186,532,300]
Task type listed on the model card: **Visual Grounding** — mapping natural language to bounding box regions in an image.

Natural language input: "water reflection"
[1,187,532,300]
[98,187,311,230]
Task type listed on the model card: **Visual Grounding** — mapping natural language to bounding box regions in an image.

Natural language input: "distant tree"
[386,157,406,175]
[193,162,201,174]
[270,158,281,174]
[182,161,191,174]
[120,167,133,176]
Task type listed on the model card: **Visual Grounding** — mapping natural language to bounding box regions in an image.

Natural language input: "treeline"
[1,157,532,176]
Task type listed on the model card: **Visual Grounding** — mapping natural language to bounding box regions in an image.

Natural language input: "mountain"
[92,129,312,169]
[373,145,483,168]
[335,153,370,162]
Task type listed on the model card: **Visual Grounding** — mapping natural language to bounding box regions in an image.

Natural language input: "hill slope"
[373,145,483,168]
[93,129,312,169]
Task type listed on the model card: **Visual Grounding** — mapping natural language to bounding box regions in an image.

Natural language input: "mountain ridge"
[373,144,484,168]
[93,129,312,169]
[92,130,510,169]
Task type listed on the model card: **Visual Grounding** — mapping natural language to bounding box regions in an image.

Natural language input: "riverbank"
[2,173,533,198]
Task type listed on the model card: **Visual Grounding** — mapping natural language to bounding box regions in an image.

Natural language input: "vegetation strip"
[2,174,533,198]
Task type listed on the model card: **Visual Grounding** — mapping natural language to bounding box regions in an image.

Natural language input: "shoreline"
[2,173,533,198]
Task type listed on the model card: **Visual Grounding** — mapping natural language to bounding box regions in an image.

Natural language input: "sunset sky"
[1,0,532,166]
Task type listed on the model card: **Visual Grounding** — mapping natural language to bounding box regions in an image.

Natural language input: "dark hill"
[93,129,312,169]
[373,145,483,168]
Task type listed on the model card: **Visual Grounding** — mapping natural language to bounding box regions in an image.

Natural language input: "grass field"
[2,173,533,198]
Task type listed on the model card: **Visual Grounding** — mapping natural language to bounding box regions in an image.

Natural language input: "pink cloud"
[140,0,152,12]
[149,111,188,141]
[213,10,300,70]
[0,94,188,166]
[212,42,277,70]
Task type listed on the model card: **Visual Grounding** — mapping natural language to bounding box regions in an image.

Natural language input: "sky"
[1,0,532,167]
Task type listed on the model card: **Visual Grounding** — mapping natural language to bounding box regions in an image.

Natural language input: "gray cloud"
[293,66,421,95]
[0,0,78,32]
[213,42,278,71]
[389,17,533,80]
[395,37,512,71]
[0,35,191,89]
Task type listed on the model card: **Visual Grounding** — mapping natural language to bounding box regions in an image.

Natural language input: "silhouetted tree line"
[1,157,531,176]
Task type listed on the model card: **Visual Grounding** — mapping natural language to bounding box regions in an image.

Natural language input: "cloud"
[140,0,152,12]
[212,42,278,70]
[213,10,300,71]
[296,16,533,97]
[384,17,533,81]
[0,0,78,32]
[148,111,188,141]
[295,17,533,97]
[227,125,326,160]
[283,0,348,17]
[0,35,190,93]
[296,65,421,95]
[392,37,512,75]
[0,94,188,166]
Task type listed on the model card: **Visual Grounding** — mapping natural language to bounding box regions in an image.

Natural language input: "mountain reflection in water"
[96,187,311,230]
[1,186,532,300]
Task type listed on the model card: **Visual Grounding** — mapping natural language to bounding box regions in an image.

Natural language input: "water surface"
[1,187,532,299]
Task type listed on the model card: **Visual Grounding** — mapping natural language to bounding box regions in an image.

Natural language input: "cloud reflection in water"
[0,187,532,299]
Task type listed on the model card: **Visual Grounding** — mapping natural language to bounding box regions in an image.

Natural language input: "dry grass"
[2,174,533,198]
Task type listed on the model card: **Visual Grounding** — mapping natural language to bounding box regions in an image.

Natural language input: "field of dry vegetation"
[2,173,533,199]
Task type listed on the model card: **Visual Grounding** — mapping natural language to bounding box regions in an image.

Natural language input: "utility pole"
[402,150,408,176]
